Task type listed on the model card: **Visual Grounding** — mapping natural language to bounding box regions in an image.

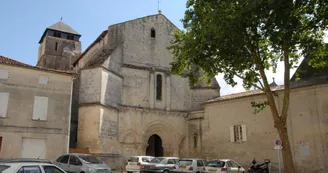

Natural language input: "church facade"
[36,14,220,168]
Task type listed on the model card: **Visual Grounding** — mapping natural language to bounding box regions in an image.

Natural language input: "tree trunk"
[276,121,297,173]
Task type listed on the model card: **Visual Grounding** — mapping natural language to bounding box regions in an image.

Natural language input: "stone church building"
[35,13,328,172]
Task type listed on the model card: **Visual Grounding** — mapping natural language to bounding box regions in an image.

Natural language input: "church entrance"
[146,134,163,157]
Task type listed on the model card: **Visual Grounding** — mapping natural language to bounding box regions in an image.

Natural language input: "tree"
[168,0,328,172]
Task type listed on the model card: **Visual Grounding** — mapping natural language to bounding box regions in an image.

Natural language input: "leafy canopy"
[168,0,328,89]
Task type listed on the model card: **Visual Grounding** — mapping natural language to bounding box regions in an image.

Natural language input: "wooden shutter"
[242,124,247,142]
[0,93,9,117]
[33,96,48,120]
[230,126,235,142]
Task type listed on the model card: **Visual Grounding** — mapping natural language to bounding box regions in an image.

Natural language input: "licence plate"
[180,166,186,170]
[129,163,136,165]
[209,169,217,172]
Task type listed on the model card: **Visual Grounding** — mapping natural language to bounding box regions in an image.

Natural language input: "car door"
[68,155,83,173]
[42,165,66,173]
[226,161,240,173]
[57,155,70,171]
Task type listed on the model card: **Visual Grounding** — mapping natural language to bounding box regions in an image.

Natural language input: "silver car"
[54,153,111,173]
[142,157,179,173]
[203,159,245,173]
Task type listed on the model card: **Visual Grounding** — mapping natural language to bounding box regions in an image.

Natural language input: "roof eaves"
[73,30,108,65]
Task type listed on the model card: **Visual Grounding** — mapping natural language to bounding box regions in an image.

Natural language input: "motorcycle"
[247,158,270,173]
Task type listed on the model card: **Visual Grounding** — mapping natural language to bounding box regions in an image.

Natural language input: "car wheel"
[163,170,169,173]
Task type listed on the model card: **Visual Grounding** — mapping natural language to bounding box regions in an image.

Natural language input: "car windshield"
[78,155,102,164]
[178,160,193,166]
[206,160,225,168]
[150,158,165,163]
[128,157,139,162]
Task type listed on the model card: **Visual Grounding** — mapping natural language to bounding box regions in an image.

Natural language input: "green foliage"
[167,0,328,89]
[251,101,269,114]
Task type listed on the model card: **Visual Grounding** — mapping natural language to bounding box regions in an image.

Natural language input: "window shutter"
[242,124,247,142]
[0,93,9,117]
[230,126,235,142]
[0,69,9,79]
[33,96,48,120]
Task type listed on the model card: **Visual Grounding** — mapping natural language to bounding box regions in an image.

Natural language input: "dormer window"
[151,28,156,38]
[54,32,61,38]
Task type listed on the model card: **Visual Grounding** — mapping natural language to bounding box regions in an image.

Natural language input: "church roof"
[47,21,81,36]
[39,20,81,43]
[0,55,76,75]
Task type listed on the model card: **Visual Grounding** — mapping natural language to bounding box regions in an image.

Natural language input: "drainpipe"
[67,76,75,154]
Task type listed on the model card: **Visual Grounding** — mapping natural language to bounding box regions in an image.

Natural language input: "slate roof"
[206,85,284,103]
[0,55,76,75]
[47,21,80,36]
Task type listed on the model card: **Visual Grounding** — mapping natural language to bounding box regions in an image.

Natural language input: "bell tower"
[37,20,82,70]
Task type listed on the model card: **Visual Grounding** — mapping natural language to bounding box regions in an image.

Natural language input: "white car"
[172,158,207,173]
[125,156,154,173]
[0,162,67,173]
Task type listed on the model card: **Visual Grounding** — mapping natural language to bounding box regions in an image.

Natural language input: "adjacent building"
[0,56,75,161]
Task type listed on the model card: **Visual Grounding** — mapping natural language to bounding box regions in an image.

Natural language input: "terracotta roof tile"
[206,85,284,103]
[0,55,76,75]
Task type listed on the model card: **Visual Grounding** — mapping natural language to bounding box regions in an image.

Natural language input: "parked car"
[125,156,155,173]
[53,153,111,173]
[0,162,66,173]
[0,158,52,164]
[172,158,207,173]
[141,157,179,173]
[203,159,245,173]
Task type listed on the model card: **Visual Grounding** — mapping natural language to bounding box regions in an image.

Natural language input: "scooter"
[247,158,270,173]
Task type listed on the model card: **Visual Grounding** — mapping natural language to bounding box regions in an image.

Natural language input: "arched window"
[151,28,156,38]
[193,133,198,149]
[156,74,162,101]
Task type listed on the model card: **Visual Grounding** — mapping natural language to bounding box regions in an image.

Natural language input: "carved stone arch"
[142,120,178,156]
[120,130,141,143]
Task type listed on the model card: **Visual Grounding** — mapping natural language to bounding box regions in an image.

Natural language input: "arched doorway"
[146,134,163,157]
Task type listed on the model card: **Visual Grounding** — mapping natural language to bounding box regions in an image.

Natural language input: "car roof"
[179,158,204,160]
[1,162,55,166]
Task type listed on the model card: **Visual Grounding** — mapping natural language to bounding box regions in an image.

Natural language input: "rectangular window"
[0,69,9,80]
[234,125,243,142]
[67,35,74,40]
[33,96,48,121]
[55,42,58,51]
[156,74,162,101]
[0,93,9,117]
[230,124,247,142]
[39,75,49,85]
[54,32,61,38]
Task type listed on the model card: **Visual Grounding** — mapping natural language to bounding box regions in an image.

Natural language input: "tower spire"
[61,17,63,21]
[158,0,162,14]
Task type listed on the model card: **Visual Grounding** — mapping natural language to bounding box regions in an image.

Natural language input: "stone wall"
[199,84,328,173]
[37,36,81,70]
[0,64,72,161]
[79,68,102,104]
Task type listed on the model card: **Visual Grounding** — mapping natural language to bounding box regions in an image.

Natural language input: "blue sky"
[0,0,186,66]
[1,0,322,95]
